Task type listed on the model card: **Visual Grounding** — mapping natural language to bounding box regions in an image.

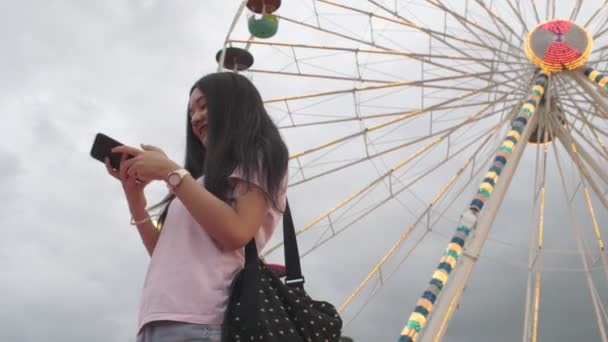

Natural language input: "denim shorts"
[136,321,222,342]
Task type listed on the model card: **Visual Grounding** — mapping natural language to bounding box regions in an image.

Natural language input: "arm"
[103,153,161,257]
[112,144,269,251]
[130,206,161,257]
[171,175,269,251]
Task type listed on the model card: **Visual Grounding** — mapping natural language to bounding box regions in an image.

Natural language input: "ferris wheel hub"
[525,19,593,72]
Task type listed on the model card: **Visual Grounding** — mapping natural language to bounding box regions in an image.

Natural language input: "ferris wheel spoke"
[430,0,529,80]
[593,44,608,56]
[584,0,608,27]
[562,116,608,250]
[581,182,608,263]
[522,79,552,341]
[367,0,529,85]
[256,64,528,101]
[289,99,516,187]
[276,14,497,77]
[529,0,542,24]
[557,107,608,179]
[555,78,608,158]
[569,0,584,22]
[263,98,515,258]
[556,77,608,134]
[265,72,509,104]
[551,129,608,341]
[593,9,608,39]
[300,118,509,260]
[556,77,608,124]
[552,116,608,210]
[286,76,520,161]
[522,124,549,342]
[472,0,521,45]
[561,103,608,136]
[339,159,493,325]
[277,14,389,49]
[321,0,525,62]
[567,102,607,121]
[249,68,396,83]
[276,100,513,130]
[338,110,512,317]
[547,0,557,21]
[569,71,608,120]
[433,0,523,48]
[563,131,608,188]
[233,40,511,64]
[563,111,608,161]
[505,0,530,33]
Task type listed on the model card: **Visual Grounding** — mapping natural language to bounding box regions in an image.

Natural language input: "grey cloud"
[3,1,608,342]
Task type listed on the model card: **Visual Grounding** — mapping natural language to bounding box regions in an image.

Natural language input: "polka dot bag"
[222,201,343,341]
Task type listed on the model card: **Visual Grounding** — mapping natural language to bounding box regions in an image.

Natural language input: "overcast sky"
[2,1,608,341]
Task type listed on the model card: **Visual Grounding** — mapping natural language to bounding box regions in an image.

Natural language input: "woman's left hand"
[112,144,180,182]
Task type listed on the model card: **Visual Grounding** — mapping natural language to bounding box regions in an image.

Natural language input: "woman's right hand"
[105,153,151,212]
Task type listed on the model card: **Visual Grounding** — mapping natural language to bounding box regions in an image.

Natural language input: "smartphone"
[90,133,131,171]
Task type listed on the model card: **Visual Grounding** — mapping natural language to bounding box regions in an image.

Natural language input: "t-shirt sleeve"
[227,167,288,252]
[227,167,267,199]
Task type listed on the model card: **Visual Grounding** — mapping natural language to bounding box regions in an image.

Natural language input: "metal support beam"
[419,100,539,342]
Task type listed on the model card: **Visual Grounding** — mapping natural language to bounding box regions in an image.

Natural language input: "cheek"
[190,110,204,122]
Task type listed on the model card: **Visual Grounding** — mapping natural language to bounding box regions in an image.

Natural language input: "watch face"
[168,173,180,186]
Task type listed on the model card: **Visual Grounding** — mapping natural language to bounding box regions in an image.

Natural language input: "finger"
[135,177,150,185]
[119,153,130,179]
[112,145,142,156]
[125,171,138,184]
[140,144,162,152]
[126,162,140,178]
[104,157,120,179]
[125,175,138,186]
[122,156,139,174]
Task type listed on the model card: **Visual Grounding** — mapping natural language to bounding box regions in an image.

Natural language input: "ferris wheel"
[217,1,608,341]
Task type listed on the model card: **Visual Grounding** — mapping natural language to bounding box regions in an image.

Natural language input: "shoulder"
[228,166,288,210]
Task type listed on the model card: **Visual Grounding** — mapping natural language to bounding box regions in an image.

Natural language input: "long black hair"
[151,72,289,227]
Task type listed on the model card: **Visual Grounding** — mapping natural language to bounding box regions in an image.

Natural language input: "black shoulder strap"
[240,197,302,329]
[243,198,304,288]
[282,199,305,288]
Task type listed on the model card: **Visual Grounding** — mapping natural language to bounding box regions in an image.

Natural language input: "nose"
[191,109,206,124]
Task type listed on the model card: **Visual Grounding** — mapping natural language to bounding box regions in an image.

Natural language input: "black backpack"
[222,201,343,341]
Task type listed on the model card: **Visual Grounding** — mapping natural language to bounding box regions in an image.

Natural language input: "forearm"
[131,207,160,256]
[172,176,251,250]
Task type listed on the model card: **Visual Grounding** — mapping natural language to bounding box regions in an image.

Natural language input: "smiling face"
[188,87,209,146]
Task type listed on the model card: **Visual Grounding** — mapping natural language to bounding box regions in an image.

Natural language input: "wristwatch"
[166,168,190,189]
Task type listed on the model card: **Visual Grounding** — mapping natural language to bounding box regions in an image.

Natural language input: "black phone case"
[90,133,126,170]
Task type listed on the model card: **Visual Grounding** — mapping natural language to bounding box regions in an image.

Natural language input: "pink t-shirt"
[137,171,286,332]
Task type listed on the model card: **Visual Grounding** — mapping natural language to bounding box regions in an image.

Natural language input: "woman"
[105,72,289,342]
